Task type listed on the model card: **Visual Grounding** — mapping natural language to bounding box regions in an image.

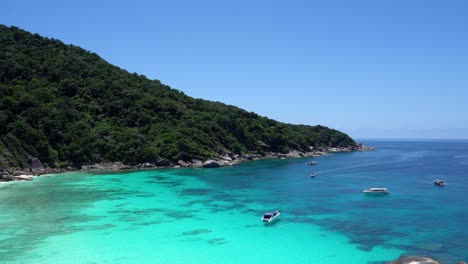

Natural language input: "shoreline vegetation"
[1,25,358,181]
[0,144,373,182]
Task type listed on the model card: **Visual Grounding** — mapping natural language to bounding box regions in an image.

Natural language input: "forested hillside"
[0,25,355,169]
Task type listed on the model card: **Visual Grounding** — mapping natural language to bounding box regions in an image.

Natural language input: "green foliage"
[0,25,356,168]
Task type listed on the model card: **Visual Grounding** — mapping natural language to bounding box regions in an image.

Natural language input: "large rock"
[0,175,12,181]
[13,175,34,181]
[191,159,203,168]
[0,167,11,175]
[220,155,232,161]
[138,162,155,168]
[355,143,375,151]
[203,160,220,168]
[244,154,253,160]
[13,170,29,176]
[216,160,231,167]
[328,147,339,152]
[81,162,130,170]
[177,160,189,167]
[156,158,171,167]
[386,256,441,264]
[29,157,45,174]
[192,162,203,168]
[285,150,302,158]
[81,164,99,170]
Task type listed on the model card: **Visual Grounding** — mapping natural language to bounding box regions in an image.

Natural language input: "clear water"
[1,140,467,263]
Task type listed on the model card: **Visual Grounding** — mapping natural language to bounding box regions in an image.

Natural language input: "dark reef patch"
[181,199,212,207]
[180,188,212,196]
[134,193,157,198]
[108,207,164,215]
[165,210,198,220]
[208,237,228,245]
[181,229,212,236]
[68,223,117,233]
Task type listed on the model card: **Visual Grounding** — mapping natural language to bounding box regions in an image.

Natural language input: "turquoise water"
[1,140,467,263]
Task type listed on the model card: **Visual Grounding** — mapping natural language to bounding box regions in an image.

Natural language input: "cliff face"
[0,25,356,170]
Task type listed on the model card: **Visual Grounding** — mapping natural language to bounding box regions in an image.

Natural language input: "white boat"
[261,210,281,222]
[307,161,317,166]
[433,179,446,186]
[310,173,317,177]
[362,188,389,194]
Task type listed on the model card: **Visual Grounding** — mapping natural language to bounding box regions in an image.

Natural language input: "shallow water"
[1,140,467,263]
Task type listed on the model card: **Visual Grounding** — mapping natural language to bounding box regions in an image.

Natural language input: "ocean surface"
[1,140,467,264]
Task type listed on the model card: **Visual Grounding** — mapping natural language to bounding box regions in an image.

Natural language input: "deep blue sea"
[1,140,467,263]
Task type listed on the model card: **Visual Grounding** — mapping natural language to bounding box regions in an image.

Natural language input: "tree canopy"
[0,25,356,168]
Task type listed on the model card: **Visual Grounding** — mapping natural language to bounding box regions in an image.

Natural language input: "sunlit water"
[1,140,467,263]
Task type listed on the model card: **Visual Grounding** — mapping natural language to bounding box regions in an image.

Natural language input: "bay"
[1,140,467,263]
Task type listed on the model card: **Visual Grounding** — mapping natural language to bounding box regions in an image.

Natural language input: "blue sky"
[2,0,468,139]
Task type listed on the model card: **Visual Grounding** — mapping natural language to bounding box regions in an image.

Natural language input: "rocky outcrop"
[0,167,11,179]
[282,150,305,158]
[1,143,370,182]
[203,160,220,168]
[137,162,156,168]
[81,162,132,171]
[242,153,262,160]
[177,160,190,167]
[191,159,203,168]
[12,175,34,181]
[386,256,441,264]
[156,158,171,167]
[328,147,352,152]
[30,157,44,171]
[355,143,375,151]
[0,174,33,181]
[220,155,232,161]
[217,160,235,166]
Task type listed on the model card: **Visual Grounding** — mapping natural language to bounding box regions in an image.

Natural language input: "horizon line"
[355,137,468,141]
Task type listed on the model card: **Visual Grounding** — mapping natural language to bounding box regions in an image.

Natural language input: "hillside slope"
[0,25,355,169]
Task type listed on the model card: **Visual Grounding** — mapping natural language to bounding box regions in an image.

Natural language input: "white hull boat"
[261,210,281,223]
[433,179,446,186]
[362,188,389,194]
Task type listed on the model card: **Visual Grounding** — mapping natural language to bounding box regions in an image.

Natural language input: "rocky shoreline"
[0,144,374,182]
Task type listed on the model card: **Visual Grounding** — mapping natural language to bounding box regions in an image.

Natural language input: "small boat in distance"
[310,173,317,177]
[307,161,317,166]
[362,188,389,194]
[261,210,281,223]
[433,179,446,186]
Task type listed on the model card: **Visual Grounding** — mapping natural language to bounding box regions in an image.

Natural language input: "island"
[0,25,370,181]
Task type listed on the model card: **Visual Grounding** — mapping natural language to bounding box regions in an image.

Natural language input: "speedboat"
[261,210,280,223]
[362,188,389,194]
[433,179,446,186]
[307,161,317,166]
[310,173,317,177]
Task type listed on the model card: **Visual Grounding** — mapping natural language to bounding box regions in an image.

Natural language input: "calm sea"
[1,140,467,263]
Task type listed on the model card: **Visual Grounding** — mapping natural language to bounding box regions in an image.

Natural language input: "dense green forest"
[0,25,355,169]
